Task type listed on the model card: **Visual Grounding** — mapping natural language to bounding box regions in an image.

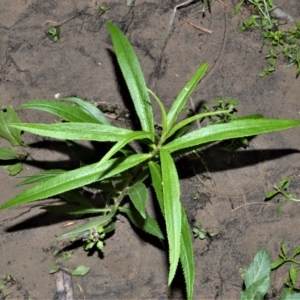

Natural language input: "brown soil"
[1,1,300,299]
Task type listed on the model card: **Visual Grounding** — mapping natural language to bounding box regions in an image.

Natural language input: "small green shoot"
[236,1,300,77]
[265,177,300,216]
[192,221,218,240]
[272,241,300,298]
[98,5,110,17]
[48,27,60,42]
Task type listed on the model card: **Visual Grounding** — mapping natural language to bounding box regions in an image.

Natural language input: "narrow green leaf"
[167,63,209,128]
[106,23,154,134]
[166,110,230,139]
[54,208,116,242]
[16,169,65,186]
[160,148,181,284]
[244,249,271,296]
[9,123,133,142]
[265,189,278,199]
[289,265,298,286]
[148,161,164,213]
[180,206,195,300]
[43,205,107,215]
[271,259,285,269]
[97,131,155,165]
[1,153,151,209]
[121,206,164,239]
[0,147,26,160]
[234,0,244,15]
[127,182,148,219]
[21,100,102,123]
[148,89,168,132]
[62,97,110,125]
[281,241,288,257]
[279,177,291,189]
[292,245,300,258]
[0,106,23,146]
[164,119,300,153]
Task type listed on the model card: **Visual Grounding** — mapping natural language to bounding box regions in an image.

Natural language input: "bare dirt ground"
[1,0,300,299]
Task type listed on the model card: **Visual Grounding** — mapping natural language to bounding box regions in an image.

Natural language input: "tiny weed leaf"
[0,106,23,146]
[265,188,278,199]
[49,264,59,274]
[160,148,181,284]
[271,259,285,270]
[289,265,298,286]
[281,241,288,257]
[127,182,148,219]
[279,177,291,189]
[292,246,300,258]
[243,249,271,298]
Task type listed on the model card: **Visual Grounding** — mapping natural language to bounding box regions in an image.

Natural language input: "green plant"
[98,5,110,17]
[192,220,218,240]
[265,177,300,216]
[241,246,300,299]
[241,249,271,300]
[1,23,300,299]
[48,27,60,42]
[235,1,300,77]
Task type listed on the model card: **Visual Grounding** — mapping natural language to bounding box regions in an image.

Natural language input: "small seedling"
[48,27,60,42]
[98,5,110,17]
[192,221,218,240]
[272,241,300,297]
[235,1,300,77]
[265,177,300,216]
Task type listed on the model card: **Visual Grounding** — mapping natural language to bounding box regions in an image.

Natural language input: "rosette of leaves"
[1,23,300,299]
